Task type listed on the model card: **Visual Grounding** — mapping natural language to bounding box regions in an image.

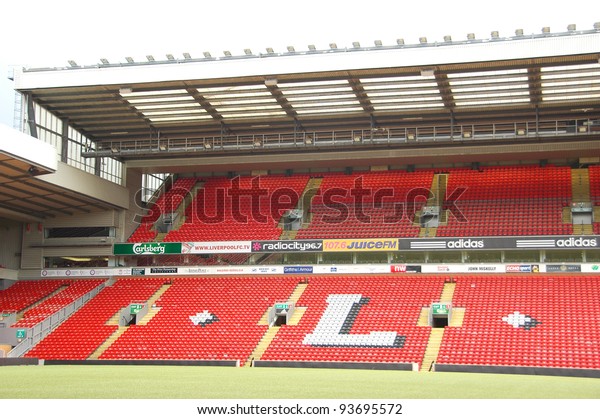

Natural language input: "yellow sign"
[323,238,398,252]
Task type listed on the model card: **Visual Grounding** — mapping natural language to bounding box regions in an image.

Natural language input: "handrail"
[82,118,598,158]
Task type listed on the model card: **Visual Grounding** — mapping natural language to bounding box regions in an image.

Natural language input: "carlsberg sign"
[113,242,182,255]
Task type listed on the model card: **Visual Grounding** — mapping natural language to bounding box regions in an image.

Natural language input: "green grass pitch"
[0,365,598,399]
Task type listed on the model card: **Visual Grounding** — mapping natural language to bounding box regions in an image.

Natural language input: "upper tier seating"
[261,275,445,365]
[296,170,434,239]
[437,275,600,369]
[164,175,309,241]
[437,166,573,237]
[99,276,299,365]
[589,165,600,234]
[24,278,166,360]
[128,177,197,242]
[13,279,105,328]
[0,280,67,313]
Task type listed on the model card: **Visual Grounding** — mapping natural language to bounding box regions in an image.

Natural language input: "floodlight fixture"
[567,24,576,31]
[146,55,155,62]
[444,35,452,42]
[287,46,295,53]
[125,56,134,63]
[203,51,212,58]
[374,40,382,47]
[419,37,427,44]
[594,22,600,30]
[204,142,212,149]
[119,87,133,94]
[515,28,524,36]
[396,38,405,45]
[223,50,232,57]
[491,31,499,39]
[166,54,175,60]
[183,52,192,59]
[308,44,316,51]
[542,26,551,33]
[244,49,252,56]
[68,60,78,67]
[467,33,475,40]
[329,42,338,49]
[352,41,360,48]
[266,47,275,54]
[100,58,109,65]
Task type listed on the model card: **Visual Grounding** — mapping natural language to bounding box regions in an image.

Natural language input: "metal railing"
[85,118,598,158]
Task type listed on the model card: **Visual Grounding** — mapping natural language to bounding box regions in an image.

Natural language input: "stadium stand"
[24,278,166,360]
[128,177,197,243]
[13,280,105,328]
[0,280,68,313]
[437,166,573,237]
[261,275,444,365]
[437,275,600,369]
[99,276,299,365]
[296,170,433,239]
[163,175,309,242]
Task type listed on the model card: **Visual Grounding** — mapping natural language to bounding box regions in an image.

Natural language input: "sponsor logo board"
[251,240,323,253]
[323,238,398,252]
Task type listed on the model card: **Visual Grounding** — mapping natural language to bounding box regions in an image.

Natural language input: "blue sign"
[283,266,314,274]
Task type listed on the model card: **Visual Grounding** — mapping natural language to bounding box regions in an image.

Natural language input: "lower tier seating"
[24,278,166,360]
[14,279,105,328]
[261,276,445,365]
[99,277,299,365]
[0,280,68,313]
[437,275,600,369]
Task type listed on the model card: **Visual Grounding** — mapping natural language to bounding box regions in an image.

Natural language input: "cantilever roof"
[13,30,600,143]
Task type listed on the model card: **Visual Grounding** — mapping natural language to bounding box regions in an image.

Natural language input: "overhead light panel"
[146,55,155,62]
[125,56,134,63]
[183,52,192,59]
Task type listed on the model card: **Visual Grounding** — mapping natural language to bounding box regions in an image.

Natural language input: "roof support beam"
[434,72,455,111]
[348,78,374,115]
